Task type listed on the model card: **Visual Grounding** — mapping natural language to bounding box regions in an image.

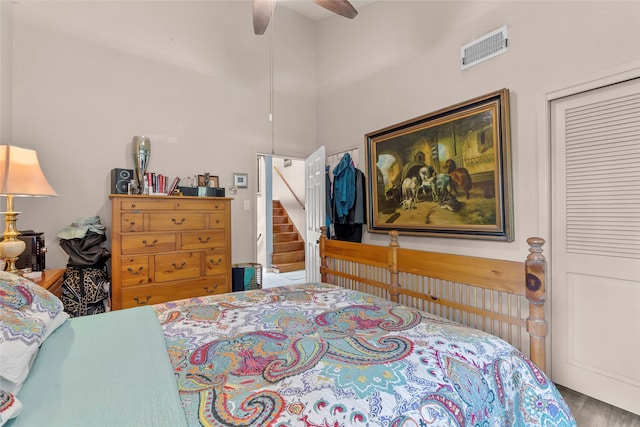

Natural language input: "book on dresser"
[109,194,232,310]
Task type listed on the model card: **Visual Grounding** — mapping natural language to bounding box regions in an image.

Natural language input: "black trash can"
[231,263,262,292]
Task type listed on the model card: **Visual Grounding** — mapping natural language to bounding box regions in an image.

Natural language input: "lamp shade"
[0,145,57,197]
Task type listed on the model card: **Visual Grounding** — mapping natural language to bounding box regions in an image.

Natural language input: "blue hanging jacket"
[333,153,355,219]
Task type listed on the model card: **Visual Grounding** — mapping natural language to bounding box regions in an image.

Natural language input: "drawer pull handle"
[142,239,158,247]
[198,236,211,243]
[128,220,136,225]
[172,218,186,225]
[172,262,187,270]
[209,258,223,266]
[131,204,136,208]
[214,204,219,209]
[204,284,219,294]
[127,266,144,275]
[133,295,151,305]
[215,219,221,224]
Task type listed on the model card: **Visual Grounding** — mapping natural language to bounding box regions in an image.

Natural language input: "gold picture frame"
[365,88,513,240]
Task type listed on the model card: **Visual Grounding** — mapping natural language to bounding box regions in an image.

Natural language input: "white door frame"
[535,59,640,376]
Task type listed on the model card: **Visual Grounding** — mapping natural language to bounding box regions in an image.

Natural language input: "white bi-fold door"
[551,78,640,415]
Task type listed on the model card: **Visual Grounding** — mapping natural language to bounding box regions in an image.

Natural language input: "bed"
[1,231,576,427]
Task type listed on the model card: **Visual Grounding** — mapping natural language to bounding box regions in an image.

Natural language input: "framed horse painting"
[365,89,514,241]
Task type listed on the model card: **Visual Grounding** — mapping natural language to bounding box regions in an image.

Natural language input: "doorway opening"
[256,154,307,288]
[256,146,359,288]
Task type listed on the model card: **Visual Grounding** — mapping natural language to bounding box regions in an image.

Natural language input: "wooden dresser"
[109,195,232,310]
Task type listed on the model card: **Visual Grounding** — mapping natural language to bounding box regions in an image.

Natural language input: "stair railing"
[273,166,305,210]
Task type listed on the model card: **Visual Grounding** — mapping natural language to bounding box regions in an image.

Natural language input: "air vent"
[461,26,508,70]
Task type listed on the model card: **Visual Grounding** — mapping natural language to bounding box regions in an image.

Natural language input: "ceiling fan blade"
[314,0,358,19]
[253,0,275,35]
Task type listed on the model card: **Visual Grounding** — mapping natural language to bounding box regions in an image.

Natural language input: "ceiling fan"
[253,0,358,35]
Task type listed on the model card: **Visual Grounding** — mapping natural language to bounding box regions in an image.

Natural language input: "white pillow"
[0,272,68,390]
[0,389,23,426]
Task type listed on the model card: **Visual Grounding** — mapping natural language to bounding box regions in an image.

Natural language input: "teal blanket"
[9,306,187,427]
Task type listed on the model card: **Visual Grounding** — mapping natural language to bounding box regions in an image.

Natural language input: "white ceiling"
[279,0,378,21]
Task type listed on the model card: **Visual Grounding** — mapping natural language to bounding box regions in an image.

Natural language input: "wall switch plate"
[243,200,250,211]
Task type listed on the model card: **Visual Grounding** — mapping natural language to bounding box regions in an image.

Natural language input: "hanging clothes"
[332,153,355,220]
[333,168,366,242]
[353,168,366,225]
[325,165,333,238]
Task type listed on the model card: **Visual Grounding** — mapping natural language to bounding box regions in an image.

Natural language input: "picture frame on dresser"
[109,194,232,310]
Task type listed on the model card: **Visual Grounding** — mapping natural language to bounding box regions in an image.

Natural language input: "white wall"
[7,1,640,269]
[316,0,640,261]
[9,1,317,268]
[0,1,12,142]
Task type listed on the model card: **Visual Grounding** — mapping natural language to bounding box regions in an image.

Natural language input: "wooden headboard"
[319,227,548,372]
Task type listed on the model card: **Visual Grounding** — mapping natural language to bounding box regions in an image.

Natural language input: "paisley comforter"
[154,283,575,427]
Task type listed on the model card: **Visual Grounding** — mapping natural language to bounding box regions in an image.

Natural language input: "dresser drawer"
[205,248,227,275]
[208,200,227,212]
[120,256,150,287]
[201,274,228,296]
[119,276,228,309]
[148,212,206,231]
[182,230,225,250]
[175,199,226,212]
[155,252,201,282]
[122,233,176,254]
[121,213,144,232]
[119,199,177,211]
[209,212,226,229]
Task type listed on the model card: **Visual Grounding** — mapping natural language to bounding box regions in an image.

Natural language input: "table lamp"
[0,145,57,273]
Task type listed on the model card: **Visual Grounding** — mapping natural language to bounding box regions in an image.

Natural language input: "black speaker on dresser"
[111,168,133,194]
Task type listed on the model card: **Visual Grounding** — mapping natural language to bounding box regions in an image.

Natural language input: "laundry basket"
[231,263,263,292]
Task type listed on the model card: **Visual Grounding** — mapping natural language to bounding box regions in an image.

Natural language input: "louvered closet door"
[551,78,640,415]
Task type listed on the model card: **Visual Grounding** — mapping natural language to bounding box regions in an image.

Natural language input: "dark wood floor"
[556,385,640,427]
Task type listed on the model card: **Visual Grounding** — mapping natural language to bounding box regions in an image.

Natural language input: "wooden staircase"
[272,200,305,273]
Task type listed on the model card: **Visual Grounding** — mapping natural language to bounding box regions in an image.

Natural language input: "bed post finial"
[388,230,400,303]
[389,230,399,247]
[525,237,547,372]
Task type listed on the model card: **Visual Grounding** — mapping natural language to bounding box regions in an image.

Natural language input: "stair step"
[274,240,304,252]
[272,250,305,264]
[273,216,290,225]
[273,232,299,243]
[271,201,304,268]
[273,261,305,273]
[273,224,294,233]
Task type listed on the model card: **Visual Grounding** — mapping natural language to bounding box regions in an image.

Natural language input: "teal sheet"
[8,306,187,427]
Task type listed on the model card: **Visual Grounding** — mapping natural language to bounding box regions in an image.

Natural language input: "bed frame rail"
[319,227,547,372]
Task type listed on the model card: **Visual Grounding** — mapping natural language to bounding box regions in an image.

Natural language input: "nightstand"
[32,269,66,298]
